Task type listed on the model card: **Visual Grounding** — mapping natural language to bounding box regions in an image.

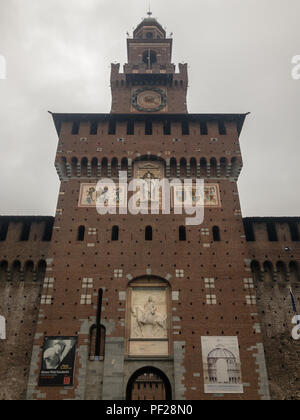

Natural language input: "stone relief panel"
[127,284,169,357]
[131,289,167,339]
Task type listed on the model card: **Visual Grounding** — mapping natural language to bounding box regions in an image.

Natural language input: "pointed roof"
[133,13,166,38]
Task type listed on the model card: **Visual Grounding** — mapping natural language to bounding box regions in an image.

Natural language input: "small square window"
[176,269,184,278]
[82,278,93,288]
[206,294,217,305]
[80,294,92,305]
[205,278,215,289]
[41,295,53,305]
[114,269,123,278]
[246,295,256,305]
[244,278,254,289]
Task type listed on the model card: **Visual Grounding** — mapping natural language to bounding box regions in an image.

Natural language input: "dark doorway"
[126,367,172,401]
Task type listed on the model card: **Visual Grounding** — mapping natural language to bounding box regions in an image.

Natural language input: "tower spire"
[147,4,152,17]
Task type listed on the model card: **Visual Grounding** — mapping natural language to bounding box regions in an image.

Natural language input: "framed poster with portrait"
[38,337,77,387]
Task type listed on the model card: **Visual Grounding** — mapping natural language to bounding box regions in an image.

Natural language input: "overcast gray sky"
[0,0,299,217]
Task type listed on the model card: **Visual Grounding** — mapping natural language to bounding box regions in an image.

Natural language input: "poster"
[201,336,243,394]
[38,337,77,387]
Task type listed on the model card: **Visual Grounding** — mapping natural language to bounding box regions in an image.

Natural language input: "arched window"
[11,260,21,282]
[112,226,119,241]
[24,260,34,282]
[121,158,128,172]
[212,226,221,242]
[170,158,177,178]
[101,158,108,177]
[200,158,207,178]
[220,157,227,178]
[276,261,287,283]
[289,261,299,283]
[71,157,78,177]
[111,157,118,177]
[91,157,98,178]
[179,226,186,241]
[81,157,88,177]
[77,225,85,241]
[145,226,153,241]
[263,261,274,283]
[142,50,157,67]
[251,260,261,283]
[190,158,197,178]
[36,260,46,283]
[210,158,217,177]
[0,261,8,282]
[180,158,187,178]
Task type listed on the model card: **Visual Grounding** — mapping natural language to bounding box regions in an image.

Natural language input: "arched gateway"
[126,367,172,401]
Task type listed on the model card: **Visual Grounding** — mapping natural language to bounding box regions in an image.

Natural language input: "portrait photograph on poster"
[38,337,77,387]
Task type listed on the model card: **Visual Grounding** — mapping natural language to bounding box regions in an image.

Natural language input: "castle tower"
[26,13,270,401]
[110,12,187,114]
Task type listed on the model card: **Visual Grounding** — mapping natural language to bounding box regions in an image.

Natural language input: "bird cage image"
[207,344,241,384]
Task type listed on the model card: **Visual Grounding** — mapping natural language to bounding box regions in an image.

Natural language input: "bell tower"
[110,13,188,114]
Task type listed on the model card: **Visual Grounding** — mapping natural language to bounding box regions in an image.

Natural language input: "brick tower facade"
[25,14,270,400]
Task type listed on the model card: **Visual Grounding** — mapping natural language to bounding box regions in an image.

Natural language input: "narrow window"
[112,226,119,241]
[218,120,226,135]
[200,121,208,135]
[212,226,221,242]
[90,121,98,135]
[72,121,80,135]
[42,219,54,241]
[95,289,105,358]
[20,222,31,241]
[145,226,153,241]
[145,120,152,135]
[77,225,85,241]
[243,220,255,241]
[163,120,171,135]
[108,120,116,135]
[267,222,278,241]
[127,120,134,135]
[0,222,9,241]
[289,222,300,242]
[182,120,189,135]
[179,226,186,241]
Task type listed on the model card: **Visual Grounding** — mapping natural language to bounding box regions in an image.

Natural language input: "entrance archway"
[126,367,172,401]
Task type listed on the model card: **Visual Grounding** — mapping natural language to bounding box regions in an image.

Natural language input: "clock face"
[131,88,167,112]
